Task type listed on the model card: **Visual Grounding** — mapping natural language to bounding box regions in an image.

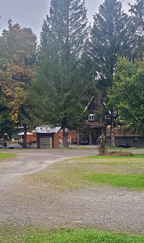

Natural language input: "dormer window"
[88,114,95,122]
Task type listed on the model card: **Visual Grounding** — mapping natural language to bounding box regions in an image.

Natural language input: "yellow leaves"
[1,76,26,124]
[10,110,19,123]
[119,102,128,108]
[6,89,14,98]
[0,23,37,127]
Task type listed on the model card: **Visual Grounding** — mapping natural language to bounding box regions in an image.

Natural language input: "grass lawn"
[22,153,144,194]
[85,153,144,159]
[1,226,144,243]
[0,153,16,160]
[84,154,144,189]
[107,147,144,150]
[86,173,144,188]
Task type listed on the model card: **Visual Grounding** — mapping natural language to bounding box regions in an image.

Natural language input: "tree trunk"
[111,109,115,147]
[63,122,68,147]
[23,124,27,148]
[77,132,80,145]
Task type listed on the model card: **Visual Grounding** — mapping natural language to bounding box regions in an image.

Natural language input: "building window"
[89,116,94,121]
[88,114,95,122]
[132,137,138,143]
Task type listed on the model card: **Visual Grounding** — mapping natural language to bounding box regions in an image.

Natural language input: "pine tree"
[40,0,88,61]
[36,0,89,147]
[129,0,144,31]
[128,0,144,59]
[90,0,130,147]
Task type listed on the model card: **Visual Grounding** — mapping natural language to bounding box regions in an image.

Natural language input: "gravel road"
[0,148,144,234]
[0,149,97,189]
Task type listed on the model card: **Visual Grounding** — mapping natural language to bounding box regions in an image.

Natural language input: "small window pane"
[133,137,138,143]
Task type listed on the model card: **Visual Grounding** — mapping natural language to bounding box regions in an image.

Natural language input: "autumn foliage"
[0,20,37,124]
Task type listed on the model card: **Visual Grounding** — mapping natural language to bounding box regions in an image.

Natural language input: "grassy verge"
[107,147,131,150]
[58,146,96,150]
[107,147,144,150]
[77,146,96,150]
[21,154,144,194]
[1,226,144,243]
[85,153,144,159]
[0,153,16,160]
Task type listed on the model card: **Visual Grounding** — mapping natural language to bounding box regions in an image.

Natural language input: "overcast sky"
[1,0,135,42]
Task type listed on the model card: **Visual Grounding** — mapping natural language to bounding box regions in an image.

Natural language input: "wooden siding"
[26,133,37,143]
[54,133,59,148]
[59,129,78,145]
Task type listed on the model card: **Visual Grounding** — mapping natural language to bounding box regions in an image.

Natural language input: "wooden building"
[79,115,105,145]
[59,129,78,145]
[106,126,144,148]
[32,125,61,149]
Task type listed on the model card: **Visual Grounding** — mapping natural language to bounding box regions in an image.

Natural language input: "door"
[40,136,52,149]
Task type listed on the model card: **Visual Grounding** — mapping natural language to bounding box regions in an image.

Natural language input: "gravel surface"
[0,149,144,234]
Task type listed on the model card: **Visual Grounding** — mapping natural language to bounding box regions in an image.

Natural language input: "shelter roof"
[32,125,61,134]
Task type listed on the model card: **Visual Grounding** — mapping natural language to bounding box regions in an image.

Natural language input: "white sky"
[0,0,135,42]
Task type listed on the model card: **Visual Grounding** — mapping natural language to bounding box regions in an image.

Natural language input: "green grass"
[108,147,144,150]
[77,146,96,150]
[22,155,144,193]
[83,154,144,189]
[0,153,16,160]
[107,147,131,150]
[85,153,144,159]
[1,226,144,243]
[86,173,144,189]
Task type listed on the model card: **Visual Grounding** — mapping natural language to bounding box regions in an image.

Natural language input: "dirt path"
[0,149,144,235]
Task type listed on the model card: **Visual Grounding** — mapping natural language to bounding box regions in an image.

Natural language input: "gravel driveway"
[0,148,144,235]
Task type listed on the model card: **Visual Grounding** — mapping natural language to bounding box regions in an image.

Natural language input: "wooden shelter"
[32,125,61,149]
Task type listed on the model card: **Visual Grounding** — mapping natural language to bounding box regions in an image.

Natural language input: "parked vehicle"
[117,143,131,148]
[80,139,89,145]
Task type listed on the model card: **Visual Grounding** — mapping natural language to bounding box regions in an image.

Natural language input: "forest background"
[0,0,143,147]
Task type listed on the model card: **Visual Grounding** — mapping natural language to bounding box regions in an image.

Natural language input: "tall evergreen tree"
[90,0,130,147]
[35,0,90,147]
[129,0,144,31]
[128,0,144,59]
[40,0,88,61]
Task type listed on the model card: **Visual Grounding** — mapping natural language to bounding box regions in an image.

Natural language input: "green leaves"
[108,57,144,134]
